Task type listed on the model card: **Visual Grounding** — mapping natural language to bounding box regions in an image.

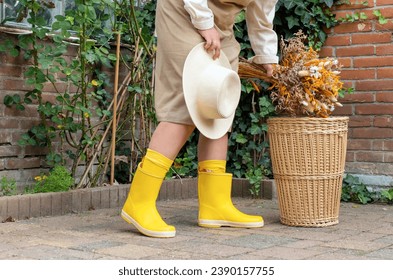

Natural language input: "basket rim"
[267,116,349,122]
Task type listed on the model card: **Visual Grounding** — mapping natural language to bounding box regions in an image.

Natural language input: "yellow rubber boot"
[198,169,264,228]
[121,149,175,238]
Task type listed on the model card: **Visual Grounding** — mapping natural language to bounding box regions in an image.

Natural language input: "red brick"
[2,79,34,91]
[348,116,373,127]
[336,45,375,57]
[42,82,69,94]
[376,92,393,102]
[346,151,355,162]
[337,58,353,68]
[352,127,393,138]
[377,6,393,18]
[384,140,393,150]
[355,151,384,162]
[4,106,40,118]
[375,20,393,31]
[332,104,353,115]
[319,47,333,58]
[0,131,12,144]
[19,119,41,130]
[0,119,19,129]
[5,157,41,169]
[374,116,393,127]
[0,51,29,65]
[340,69,375,80]
[376,44,393,55]
[355,80,393,91]
[24,146,49,156]
[41,93,57,103]
[0,65,22,77]
[384,152,393,162]
[342,81,354,89]
[355,104,393,114]
[377,0,393,5]
[372,140,384,150]
[334,22,372,34]
[347,139,372,150]
[354,56,393,68]
[324,35,351,46]
[0,146,22,157]
[341,93,375,103]
[352,33,392,45]
[377,68,393,78]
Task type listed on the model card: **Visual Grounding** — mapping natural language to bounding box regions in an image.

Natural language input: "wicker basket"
[267,117,349,227]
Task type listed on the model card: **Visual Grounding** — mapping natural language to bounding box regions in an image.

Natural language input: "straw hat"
[183,42,241,139]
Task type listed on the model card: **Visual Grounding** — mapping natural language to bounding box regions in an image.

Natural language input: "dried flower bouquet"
[239,31,344,118]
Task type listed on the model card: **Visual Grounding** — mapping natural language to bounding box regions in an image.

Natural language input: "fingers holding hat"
[198,27,221,60]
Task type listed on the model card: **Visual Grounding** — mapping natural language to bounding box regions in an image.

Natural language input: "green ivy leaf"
[235,134,248,144]
[10,48,20,57]
[286,15,300,29]
[250,124,262,135]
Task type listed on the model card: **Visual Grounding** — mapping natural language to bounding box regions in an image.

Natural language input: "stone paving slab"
[0,198,392,260]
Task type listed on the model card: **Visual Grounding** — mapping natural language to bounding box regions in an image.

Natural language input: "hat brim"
[183,43,238,139]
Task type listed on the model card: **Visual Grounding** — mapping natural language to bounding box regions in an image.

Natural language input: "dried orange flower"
[239,31,345,118]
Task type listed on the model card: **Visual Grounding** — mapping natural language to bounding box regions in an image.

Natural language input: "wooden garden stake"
[110,32,121,185]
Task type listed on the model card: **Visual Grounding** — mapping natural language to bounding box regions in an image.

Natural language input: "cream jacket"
[183,0,278,64]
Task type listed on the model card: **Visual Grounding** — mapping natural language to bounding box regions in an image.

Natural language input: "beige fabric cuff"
[248,55,279,65]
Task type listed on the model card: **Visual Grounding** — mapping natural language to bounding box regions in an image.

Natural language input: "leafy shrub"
[342,174,379,204]
[0,177,18,196]
[27,166,74,194]
[381,189,393,204]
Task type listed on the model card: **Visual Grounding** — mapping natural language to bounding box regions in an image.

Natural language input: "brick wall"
[0,31,136,191]
[321,0,393,186]
[1,1,393,189]
[0,32,58,190]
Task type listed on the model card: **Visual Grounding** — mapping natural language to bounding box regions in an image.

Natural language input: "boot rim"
[198,219,264,228]
[121,210,176,238]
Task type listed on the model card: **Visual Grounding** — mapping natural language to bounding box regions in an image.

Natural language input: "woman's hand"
[262,64,274,77]
[198,27,221,60]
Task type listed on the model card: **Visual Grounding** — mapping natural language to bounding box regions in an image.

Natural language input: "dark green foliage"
[275,0,339,50]
[26,166,74,193]
[341,174,393,204]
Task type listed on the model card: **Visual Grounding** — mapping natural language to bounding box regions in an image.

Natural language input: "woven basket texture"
[267,117,349,227]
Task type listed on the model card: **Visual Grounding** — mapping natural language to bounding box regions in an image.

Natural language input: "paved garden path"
[0,198,392,260]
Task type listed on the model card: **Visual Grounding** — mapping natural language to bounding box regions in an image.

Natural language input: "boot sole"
[198,219,264,228]
[121,210,176,238]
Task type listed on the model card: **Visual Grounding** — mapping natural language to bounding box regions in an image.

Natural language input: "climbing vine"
[0,0,156,188]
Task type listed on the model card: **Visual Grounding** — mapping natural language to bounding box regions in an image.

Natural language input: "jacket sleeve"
[246,0,279,64]
[183,0,215,30]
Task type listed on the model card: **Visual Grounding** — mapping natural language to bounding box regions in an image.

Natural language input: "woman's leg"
[121,122,195,238]
[149,122,195,160]
[198,133,228,162]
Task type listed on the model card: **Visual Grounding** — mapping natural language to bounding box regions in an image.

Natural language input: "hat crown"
[196,64,241,120]
[183,42,241,139]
